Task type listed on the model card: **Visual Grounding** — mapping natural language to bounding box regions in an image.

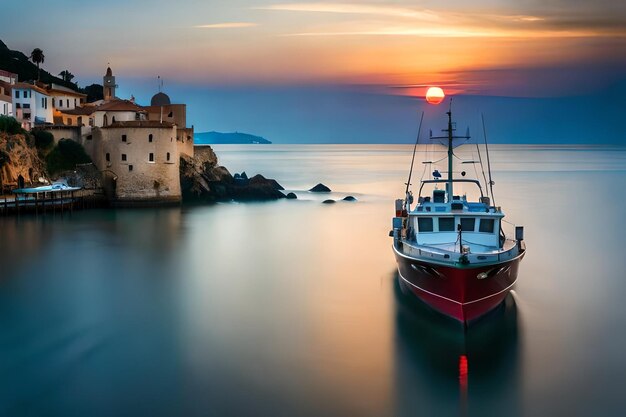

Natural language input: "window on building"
[479,219,495,233]
[23,103,30,109]
[438,217,455,232]
[129,165,133,171]
[87,134,93,140]
[66,118,72,126]
[42,98,45,108]
[148,134,153,142]
[166,152,170,161]
[74,99,77,106]
[460,218,476,232]
[66,99,69,108]
[122,134,127,142]
[121,153,127,161]
[15,90,19,99]
[149,153,154,162]
[16,103,21,109]
[105,152,110,161]
[25,90,29,98]
[52,98,55,107]
[112,116,116,123]
[417,217,433,232]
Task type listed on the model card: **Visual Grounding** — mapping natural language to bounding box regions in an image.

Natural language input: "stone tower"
[103,66,117,101]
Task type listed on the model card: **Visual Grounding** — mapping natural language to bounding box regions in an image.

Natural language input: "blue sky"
[2,1,625,142]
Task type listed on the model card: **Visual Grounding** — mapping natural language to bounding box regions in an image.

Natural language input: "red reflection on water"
[459,354,468,387]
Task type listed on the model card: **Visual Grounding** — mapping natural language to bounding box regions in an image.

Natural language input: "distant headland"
[194,131,271,145]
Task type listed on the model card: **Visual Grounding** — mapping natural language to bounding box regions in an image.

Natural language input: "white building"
[0,70,17,117]
[12,82,53,129]
[49,84,86,113]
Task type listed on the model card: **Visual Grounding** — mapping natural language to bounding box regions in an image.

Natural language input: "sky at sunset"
[3,1,625,143]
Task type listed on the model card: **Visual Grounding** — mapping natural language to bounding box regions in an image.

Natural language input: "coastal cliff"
[180,146,285,202]
[0,132,47,192]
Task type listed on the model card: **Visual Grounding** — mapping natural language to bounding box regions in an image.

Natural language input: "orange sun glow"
[425,87,445,104]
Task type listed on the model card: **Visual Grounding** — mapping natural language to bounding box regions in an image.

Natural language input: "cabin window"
[121,153,127,161]
[122,134,127,142]
[149,153,154,162]
[166,152,170,161]
[417,217,433,232]
[438,217,455,232]
[433,190,446,203]
[148,134,153,142]
[479,219,495,233]
[105,153,110,162]
[460,218,476,232]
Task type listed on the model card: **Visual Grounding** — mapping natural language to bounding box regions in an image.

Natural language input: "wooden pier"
[0,188,87,216]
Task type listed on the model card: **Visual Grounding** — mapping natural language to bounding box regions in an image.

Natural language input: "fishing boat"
[391,102,525,324]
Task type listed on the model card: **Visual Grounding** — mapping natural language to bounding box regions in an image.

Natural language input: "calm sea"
[1,144,625,417]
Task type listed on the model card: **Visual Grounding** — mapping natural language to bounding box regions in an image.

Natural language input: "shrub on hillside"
[0,115,23,134]
[33,129,55,151]
[46,139,91,175]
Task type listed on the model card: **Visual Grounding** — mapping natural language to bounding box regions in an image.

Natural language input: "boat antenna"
[405,111,425,207]
[481,113,495,206]
[475,142,489,201]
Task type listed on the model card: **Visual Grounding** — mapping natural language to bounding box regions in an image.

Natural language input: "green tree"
[30,48,45,81]
[45,139,91,175]
[0,115,23,134]
[58,70,74,83]
[33,129,55,152]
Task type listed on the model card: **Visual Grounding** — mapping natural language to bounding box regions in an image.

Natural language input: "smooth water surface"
[1,145,625,416]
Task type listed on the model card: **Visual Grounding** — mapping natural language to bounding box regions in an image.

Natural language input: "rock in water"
[309,183,331,192]
[322,199,335,204]
[286,192,297,199]
[343,196,357,201]
[180,152,286,202]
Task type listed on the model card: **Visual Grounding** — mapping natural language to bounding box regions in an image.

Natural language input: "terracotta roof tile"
[101,120,174,129]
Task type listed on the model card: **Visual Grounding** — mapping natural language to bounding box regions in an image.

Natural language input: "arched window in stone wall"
[149,134,153,143]
[103,115,108,126]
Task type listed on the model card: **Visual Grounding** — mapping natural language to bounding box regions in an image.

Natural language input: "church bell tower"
[103,66,117,101]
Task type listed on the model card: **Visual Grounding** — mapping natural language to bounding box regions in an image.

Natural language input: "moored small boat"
[391,103,525,324]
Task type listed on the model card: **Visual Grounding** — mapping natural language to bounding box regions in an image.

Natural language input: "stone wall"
[91,123,181,203]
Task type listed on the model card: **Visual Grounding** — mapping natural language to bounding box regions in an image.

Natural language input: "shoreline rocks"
[180,149,286,203]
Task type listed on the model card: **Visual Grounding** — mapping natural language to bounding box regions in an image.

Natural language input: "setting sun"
[425,87,445,104]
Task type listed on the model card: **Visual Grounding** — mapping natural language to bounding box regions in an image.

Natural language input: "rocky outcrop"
[180,146,286,202]
[343,196,357,201]
[310,183,331,192]
[0,132,47,192]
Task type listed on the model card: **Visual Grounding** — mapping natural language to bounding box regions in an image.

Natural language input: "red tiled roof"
[96,99,147,112]
[101,121,174,129]
[14,82,49,96]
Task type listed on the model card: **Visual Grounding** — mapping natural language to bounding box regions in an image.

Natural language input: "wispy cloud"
[260,2,626,38]
[257,3,439,20]
[194,22,257,29]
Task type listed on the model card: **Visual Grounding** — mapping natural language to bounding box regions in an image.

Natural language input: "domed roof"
[151,92,171,106]
[105,66,113,77]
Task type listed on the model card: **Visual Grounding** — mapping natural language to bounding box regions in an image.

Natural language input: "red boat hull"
[394,246,525,323]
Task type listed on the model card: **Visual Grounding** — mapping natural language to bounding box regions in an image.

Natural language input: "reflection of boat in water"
[391,104,525,323]
[392,274,522,416]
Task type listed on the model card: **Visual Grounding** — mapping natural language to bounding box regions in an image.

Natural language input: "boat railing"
[417,179,485,201]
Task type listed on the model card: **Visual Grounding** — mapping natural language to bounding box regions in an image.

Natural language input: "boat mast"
[446,104,454,202]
